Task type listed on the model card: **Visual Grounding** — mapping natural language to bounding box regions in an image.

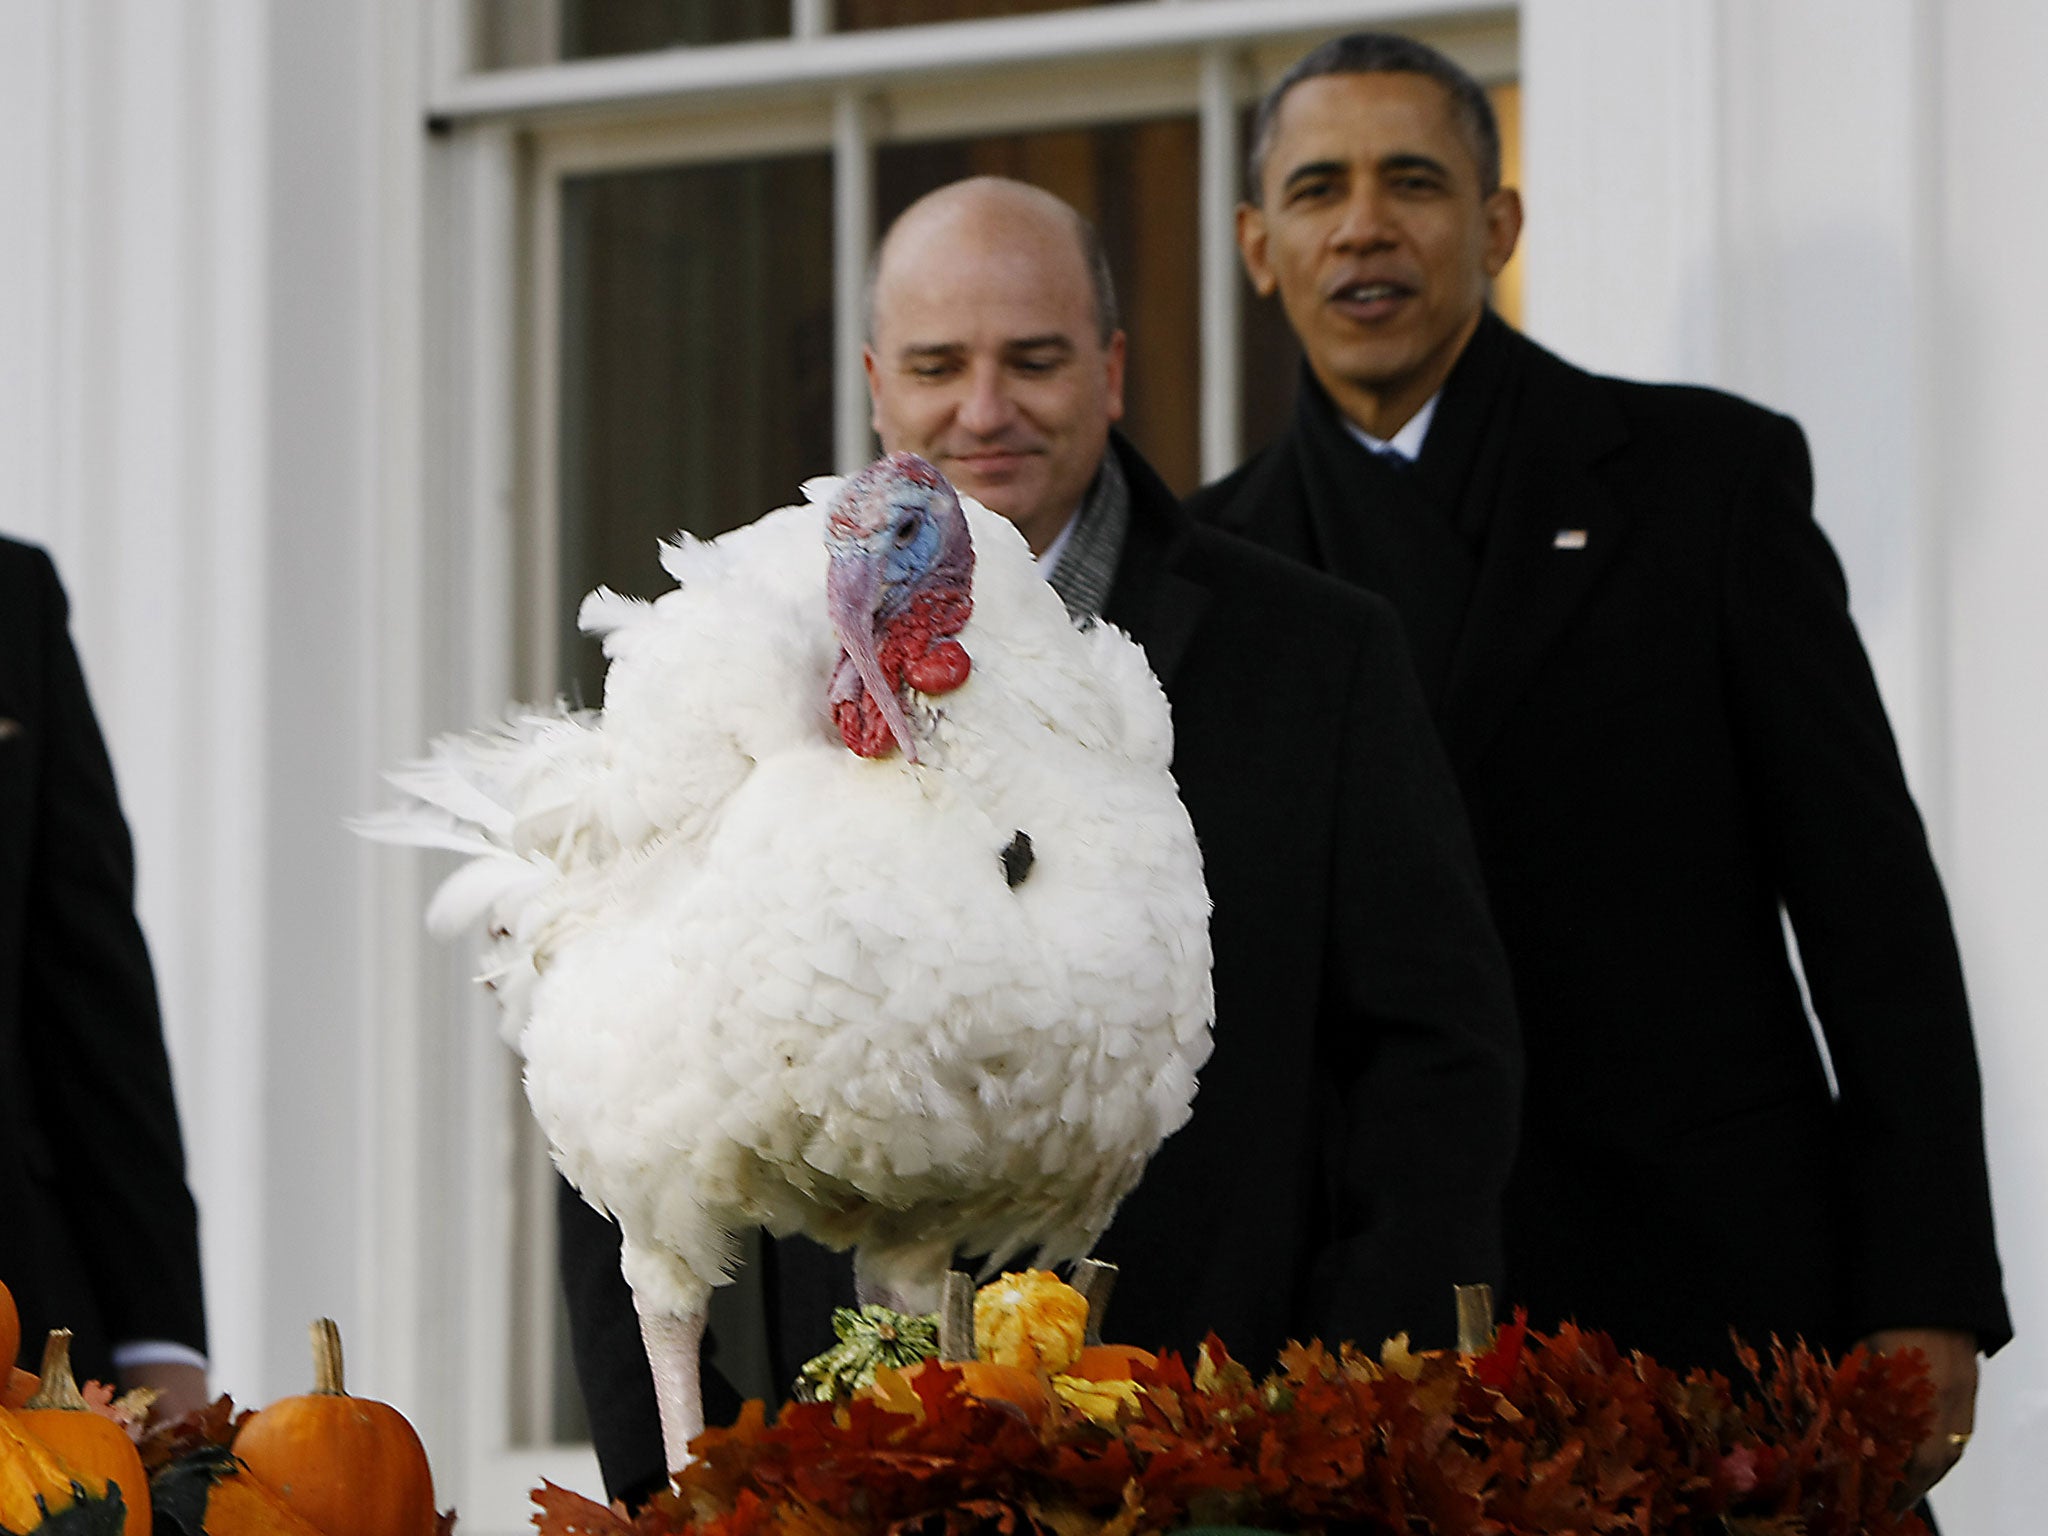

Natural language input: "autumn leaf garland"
[533,1306,1936,1536]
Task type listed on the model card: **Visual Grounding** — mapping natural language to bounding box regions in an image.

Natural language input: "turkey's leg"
[637,1302,708,1474]
[853,1237,956,1316]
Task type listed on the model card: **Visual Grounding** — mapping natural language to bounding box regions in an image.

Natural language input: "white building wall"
[0,0,284,1398]
[1525,1,2048,1528]
[0,0,449,1441]
[1933,1,2048,1527]
[1,5,555,1522]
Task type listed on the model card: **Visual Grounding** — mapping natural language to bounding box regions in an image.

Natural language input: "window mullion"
[793,0,832,42]
[834,90,878,474]
[1198,46,1244,483]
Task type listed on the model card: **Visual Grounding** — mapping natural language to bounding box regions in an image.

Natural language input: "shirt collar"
[1036,503,1084,578]
[1341,391,1440,463]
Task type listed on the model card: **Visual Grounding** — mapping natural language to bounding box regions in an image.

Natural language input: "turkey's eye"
[893,514,918,544]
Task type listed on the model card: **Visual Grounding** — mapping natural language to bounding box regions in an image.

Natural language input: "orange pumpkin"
[864,1359,1052,1424]
[1,1278,19,1374]
[1064,1343,1156,1381]
[19,1331,150,1536]
[149,1443,330,1536]
[232,1320,436,1536]
[0,1402,103,1530]
[957,1360,1049,1411]
[195,1462,335,1536]
[2,1370,38,1410]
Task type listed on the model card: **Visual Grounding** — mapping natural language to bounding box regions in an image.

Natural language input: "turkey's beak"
[827,550,922,764]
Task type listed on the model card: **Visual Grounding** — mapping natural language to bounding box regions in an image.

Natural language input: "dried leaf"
[138,1394,242,1473]
[532,1480,633,1535]
[1378,1333,1424,1381]
[863,1365,928,1422]
[552,1318,1932,1536]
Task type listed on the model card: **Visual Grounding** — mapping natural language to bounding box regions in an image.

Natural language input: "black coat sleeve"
[1721,416,2009,1350]
[1305,598,1523,1352]
[11,546,206,1365]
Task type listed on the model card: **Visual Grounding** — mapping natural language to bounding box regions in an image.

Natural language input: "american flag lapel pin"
[1552,528,1589,550]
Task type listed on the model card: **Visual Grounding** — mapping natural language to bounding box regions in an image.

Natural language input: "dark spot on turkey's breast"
[1001,830,1034,889]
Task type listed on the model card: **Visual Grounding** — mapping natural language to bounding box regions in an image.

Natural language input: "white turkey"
[364,452,1212,1471]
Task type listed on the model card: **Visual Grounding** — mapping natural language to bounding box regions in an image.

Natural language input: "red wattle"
[905,639,970,694]
[834,696,899,758]
[832,578,974,760]
[879,585,974,697]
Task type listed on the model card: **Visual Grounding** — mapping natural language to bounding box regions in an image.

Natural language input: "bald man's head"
[868,178,1119,347]
[862,178,1126,556]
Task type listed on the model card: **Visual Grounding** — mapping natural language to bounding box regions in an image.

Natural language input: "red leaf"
[1469,1311,1529,1391]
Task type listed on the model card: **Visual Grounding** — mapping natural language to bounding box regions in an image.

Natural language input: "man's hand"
[1860,1327,1978,1509]
[115,1360,211,1426]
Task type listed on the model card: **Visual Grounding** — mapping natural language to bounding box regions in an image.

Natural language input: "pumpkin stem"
[310,1317,348,1395]
[24,1329,90,1412]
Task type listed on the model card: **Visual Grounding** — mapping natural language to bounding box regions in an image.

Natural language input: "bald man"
[559,177,1520,1506]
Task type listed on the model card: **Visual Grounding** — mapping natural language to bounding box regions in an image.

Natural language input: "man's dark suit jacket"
[1187,312,2011,1374]
[0,538,208,1383]
[558,434,1522,1503]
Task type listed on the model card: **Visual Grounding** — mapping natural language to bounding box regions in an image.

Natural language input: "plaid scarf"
[1044,449,1130,625]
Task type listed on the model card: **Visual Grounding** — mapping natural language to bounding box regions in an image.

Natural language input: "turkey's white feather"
[374,485,1212,1325]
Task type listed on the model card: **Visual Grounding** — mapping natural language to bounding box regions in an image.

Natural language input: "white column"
[1927,2,2048,1528]
[1519,0,1724,385]
[0,0,275,1399]
[1521,4,2047,1530]
[1715,0,1938,805]
[1523,0,1937,792]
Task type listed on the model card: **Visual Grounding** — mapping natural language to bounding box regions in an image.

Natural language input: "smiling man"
[1188,32,2009,1512]
[862,180,1126,562]
[1238,65,1519,446]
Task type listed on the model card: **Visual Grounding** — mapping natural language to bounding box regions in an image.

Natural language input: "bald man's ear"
[1236,203,1278,299]
[1105,331,1127,425]
[864,346,883,434]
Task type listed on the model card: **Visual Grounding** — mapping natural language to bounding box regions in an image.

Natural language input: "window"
[472,0,1146,68]
[557,152,837,701]
[475,0,793,66]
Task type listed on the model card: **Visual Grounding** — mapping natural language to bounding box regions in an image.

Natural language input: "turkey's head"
[826,452,976,763]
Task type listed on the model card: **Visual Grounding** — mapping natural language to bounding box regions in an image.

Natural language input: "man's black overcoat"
[1187,315,2011,1372]
[0,538,208,1381]
[559,436,1523,1503]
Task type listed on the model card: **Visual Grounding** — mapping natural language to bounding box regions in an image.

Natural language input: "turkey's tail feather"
[352,706,640,1007]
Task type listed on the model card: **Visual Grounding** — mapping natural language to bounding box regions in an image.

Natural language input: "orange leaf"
[532,1478,634,1535]
[862,1363,927,1420]
[1065,1345,1155,1382]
